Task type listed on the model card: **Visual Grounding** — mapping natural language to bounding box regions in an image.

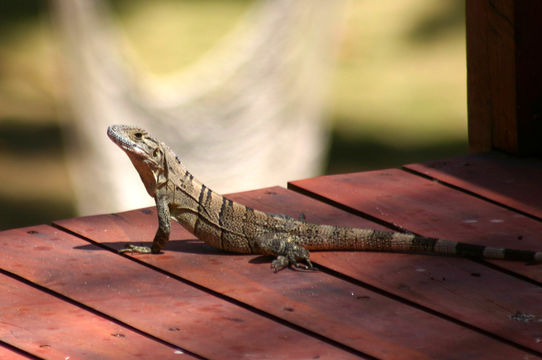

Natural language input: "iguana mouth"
[107,125,131,147]
[107,125,147,158]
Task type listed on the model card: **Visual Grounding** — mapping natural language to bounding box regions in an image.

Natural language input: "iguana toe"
[271,256,290,272]
[270,242,315,272]
[118,244,153,254]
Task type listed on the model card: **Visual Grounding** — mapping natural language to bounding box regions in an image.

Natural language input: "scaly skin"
[107,125,542,271]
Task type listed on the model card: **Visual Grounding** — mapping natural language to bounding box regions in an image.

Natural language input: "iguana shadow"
[73,239,253,257]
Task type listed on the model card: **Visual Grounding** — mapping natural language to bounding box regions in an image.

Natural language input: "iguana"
[107,125,542,271]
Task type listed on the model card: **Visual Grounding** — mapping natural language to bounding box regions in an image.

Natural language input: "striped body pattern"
[107,125,542,271]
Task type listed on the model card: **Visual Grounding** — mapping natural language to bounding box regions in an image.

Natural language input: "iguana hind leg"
[272,253,314,273]
[257,233,315,272]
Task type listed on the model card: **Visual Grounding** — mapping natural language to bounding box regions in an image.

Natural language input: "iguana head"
[107,125,167,197]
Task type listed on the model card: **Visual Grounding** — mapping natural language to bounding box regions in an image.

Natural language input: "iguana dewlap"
[107,125,542,271]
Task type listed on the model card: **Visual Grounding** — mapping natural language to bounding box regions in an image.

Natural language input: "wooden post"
[466,1,542,155]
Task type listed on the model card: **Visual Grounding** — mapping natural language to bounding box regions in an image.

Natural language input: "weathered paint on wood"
[404,152,542,219]
[0,273,188,360]
[55,188,540,359]
[0,225,360,360]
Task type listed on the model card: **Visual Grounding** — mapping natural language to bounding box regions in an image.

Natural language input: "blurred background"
[0,0,467,230]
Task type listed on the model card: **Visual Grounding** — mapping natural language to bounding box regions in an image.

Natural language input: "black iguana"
[107,125,542,271]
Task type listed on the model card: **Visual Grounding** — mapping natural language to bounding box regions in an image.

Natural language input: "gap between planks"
[287,169,542,287]
[53,191,542,358]
[52,220,539,357]
[0,340,41,360]
[0,267,201,359]
[402,165,542,223]
[50,222,374,359]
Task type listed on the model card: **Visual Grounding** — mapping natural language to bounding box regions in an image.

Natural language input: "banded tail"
[296,225,542,262]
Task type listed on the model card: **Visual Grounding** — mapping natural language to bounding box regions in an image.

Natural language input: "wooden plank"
[466,1,542,154]
[289,170,542,284]
[0,225,360,360]
[0,273,189,360]
[227,187,542,354]
[54,190,540,359]
[404,152,542,219]
[0,344,36,360]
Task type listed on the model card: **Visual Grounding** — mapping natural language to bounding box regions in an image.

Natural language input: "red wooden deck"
[1,152,542,359]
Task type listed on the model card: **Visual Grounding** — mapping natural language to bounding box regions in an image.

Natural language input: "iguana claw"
[271,254,315,272]
[118,244,153,254]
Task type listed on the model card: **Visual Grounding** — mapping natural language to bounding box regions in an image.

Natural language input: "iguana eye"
[134,132,143,139]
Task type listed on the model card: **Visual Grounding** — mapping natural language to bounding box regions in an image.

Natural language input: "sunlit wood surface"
[1,152,541,359]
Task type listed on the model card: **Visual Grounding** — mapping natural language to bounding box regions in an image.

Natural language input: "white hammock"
[53,0,345,215]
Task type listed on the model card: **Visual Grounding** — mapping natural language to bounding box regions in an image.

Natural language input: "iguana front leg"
[119,197,171,254]
[256,233,315,272]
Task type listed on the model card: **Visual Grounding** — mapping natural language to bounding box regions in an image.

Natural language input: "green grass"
[0,0,468,229]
